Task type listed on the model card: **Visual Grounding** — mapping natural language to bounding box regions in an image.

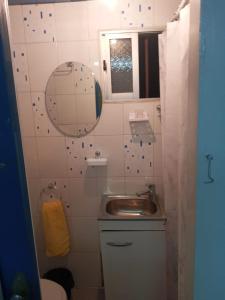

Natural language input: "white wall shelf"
[129,111,149,122]
[87,158,108,167]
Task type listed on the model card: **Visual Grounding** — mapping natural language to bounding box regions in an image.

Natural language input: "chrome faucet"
[136,184,158,214]
[136,184,156,198]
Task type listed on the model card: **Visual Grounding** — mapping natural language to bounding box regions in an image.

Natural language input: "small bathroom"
[1,0,200,299]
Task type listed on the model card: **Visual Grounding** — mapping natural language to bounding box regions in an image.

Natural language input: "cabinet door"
[100,230,166,300]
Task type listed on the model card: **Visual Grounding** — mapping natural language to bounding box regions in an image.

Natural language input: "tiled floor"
[72,288,105,300]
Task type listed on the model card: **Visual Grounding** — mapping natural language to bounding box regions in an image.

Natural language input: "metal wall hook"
[40,182,62,200]
[204,154,214,184]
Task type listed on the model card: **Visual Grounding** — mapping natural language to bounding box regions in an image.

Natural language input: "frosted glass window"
[109,38,133,94]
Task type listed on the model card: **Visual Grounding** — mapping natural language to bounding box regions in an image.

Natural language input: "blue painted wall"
[194,0,225,299]
[0,3,41,299]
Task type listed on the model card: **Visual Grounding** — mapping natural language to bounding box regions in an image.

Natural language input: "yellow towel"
[42,199,70,257]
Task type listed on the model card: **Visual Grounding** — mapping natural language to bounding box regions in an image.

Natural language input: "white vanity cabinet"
[99,220,166,300]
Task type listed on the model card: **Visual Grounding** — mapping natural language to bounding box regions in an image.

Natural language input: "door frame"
[0,0,40,298]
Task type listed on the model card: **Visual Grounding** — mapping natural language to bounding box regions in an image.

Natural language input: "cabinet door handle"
[106,242,133,247]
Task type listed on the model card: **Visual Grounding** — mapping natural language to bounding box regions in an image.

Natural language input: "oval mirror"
[45,62,102,137]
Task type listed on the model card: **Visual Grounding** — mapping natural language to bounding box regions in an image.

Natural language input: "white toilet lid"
[40,279,67,300]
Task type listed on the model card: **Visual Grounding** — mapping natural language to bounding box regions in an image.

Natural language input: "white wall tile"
[123,102,154,135]
[69,217,99,252]
[65,136,97,178]
[37,249,68,276]
[31,92,61,136]
[124,134,154,177]
[27,43,57,91]
[47,255,69,271]
[32,214,43,250]
[75,288,102,300]
[66,135,125,178]
[154,134,163,177]
[97,177,125,195]
[152,176,164,209]
[9,6,25,44]
[16,92,35,136]
[22,137,39,178]
[57,41,90,66]
[72,289,83,300]
[67,252,101,288]
[88,40,101,82]
[11,44,30,92]
[154,0,180,27]
[54,2,89,42]
[36,250,50,275]
[22,4,55,43]
[37,137,68,178]
[68,178,100,217]
[153,100,162,134]
[93,135,124,177]
[119,0,155,29]
[125,176,153,194]
[87,0,121,39]
[27,179,41,217]
[91,103,123,136]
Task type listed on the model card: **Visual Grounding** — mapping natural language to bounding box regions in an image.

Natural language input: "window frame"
[100,28,163,102]
[101,32,139,101]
